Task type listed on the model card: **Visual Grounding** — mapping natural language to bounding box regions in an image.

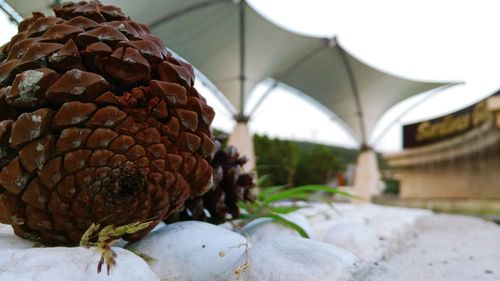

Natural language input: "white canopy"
[6,0,457,145]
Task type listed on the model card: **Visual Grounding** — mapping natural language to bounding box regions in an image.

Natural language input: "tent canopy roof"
[6,0,457,144]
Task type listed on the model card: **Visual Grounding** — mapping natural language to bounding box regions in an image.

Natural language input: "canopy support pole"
[333,38,367,146]
[247,81,279,117]
[227,0,255,172]
[228,122,255,171]
[0,0,22,24]
[237,0,247,119]
[332,38,379,199]
[352,147,381,202]
[248,42,329,118]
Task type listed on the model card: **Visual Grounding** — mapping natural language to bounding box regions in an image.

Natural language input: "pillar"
[227,121,255,172]
[353,148,382,201]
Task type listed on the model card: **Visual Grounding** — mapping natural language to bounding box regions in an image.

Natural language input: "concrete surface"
[358,214,500,281]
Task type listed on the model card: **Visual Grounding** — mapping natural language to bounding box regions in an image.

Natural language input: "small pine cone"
[167,137,256,224]
[0,1,216,245]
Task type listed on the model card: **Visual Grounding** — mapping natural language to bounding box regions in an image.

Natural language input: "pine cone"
[0,1,216,245]
[167,137,255,224]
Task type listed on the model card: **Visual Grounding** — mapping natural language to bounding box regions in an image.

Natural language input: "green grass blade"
[268,205,301,214]
[262,185,362,204]
[256,174,272,187]
[262,214,309,238]
[262,193,312,207]
[238,213,259,220]
[237,201,251,210]
[258,185,287,200]
[261,187,320,204]
[238,213,308,238]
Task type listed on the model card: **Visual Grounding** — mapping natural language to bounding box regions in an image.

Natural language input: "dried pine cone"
[167,137,255,224]
[0,1,216,245]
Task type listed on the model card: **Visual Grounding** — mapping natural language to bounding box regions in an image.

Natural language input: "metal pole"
[247,41,328,120]
[334,38,368,147]
[247,80,279,117]
[238,0,246,119]
[0,0,23,24]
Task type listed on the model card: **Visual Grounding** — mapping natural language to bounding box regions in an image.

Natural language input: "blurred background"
[1,0,500,215]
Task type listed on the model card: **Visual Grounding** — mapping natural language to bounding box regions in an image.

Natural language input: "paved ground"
[360,214,500,281]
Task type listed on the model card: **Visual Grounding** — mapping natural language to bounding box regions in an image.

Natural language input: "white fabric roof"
[6,0,456,144]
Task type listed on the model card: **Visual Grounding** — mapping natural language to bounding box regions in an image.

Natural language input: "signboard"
[403,98,492,148]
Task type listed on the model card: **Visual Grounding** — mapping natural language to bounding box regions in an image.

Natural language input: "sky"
[246,0,500,152]
[1,0,499,152]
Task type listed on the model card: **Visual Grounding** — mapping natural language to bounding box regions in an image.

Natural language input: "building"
[385,92,500,200]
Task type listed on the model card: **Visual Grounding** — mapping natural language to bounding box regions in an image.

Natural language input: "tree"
[294,144,340,185]
[253,135,346,186]
[253,135,300,186]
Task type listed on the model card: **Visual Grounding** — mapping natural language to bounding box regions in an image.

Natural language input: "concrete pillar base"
[227,122,255,172]
[353,149,382,201]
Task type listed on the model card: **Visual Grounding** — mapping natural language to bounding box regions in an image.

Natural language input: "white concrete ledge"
[2,203,495,281]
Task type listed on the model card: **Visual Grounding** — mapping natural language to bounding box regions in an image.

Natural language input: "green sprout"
[80,221,154,275]
[237,177,360,238]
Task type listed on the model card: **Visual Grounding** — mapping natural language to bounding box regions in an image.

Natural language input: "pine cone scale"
[166,137,255,224]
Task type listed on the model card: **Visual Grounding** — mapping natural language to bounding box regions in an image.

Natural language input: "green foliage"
[238,181,357,238]
[377,153,391,170]
[260,185,357,204]
[253,134,357,186]
[253,135,301,186]
[212,128,227,138]
[382,179,400,195]
[294,145,341,186]
[80,221,154,275]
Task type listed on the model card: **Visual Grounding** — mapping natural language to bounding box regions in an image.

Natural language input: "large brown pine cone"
[0,1,216,245]
[167,137,255,224]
